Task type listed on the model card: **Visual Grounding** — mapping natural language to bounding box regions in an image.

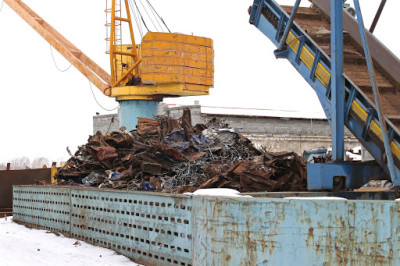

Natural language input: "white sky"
[0,0,398,163]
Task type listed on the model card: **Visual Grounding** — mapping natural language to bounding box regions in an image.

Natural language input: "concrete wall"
[93,104,360,155]
[93,114,120,134]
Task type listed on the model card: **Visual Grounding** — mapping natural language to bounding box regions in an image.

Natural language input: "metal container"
[13,186,400,265]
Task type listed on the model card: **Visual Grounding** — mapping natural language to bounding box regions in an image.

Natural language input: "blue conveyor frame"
[249,0,400,189]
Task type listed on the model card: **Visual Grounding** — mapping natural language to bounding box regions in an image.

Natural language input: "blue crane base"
[119,100,159,131]
[307,162,386,190]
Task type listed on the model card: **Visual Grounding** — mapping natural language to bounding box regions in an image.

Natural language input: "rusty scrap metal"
[55,109,307,193]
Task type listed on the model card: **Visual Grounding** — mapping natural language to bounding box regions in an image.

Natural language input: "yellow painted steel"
[5,0,214,101]
[112,31,214,98]
[142,32,213,47]
[141,57,214,71]
[139,32,214,88]
[140,65,214,78]
[286,32,330,86]
[109,0,139,87]
[350,100,400,162]
[141,42,214,59]
[141,73,213,86]
[111,83,209,100]
[141,48,213,63]
[51,164,58,184]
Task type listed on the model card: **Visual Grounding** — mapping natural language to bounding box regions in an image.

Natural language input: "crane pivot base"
[119,100,159,131]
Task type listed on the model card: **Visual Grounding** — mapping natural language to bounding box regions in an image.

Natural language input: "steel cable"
[138,0,159,31]
[143,0,163,32]
[145,0,171,33]
[131,0,150,32]
[88,80,119,112]
[128,0,143,38]
[49,45,72,72]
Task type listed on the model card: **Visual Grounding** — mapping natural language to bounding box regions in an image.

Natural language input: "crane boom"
[5,0,214,130]
[4,0,112,96]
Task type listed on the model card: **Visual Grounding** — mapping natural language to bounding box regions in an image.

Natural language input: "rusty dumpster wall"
[13,186,192,266]
[13,186,400,265]
[192,197,400,265]
[0,169,51,208]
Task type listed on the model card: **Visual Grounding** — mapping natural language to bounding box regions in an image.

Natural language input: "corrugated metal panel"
[192,196,400,265]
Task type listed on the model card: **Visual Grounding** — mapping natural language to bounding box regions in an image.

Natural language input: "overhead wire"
[129,0,143,38]
[145,0,163,32]
[130,0,150,32]
[138,0,159,31]
[50,43,118,112]
[88,80,119,112]
[145,0,171,33]
[49,44,72,72]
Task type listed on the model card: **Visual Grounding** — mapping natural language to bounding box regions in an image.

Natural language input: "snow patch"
[185,188,252,197]
[284,196,348,201]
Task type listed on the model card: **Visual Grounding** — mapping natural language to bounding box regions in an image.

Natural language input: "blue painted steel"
[119,100,159,131]
[331,0,344,161]
[295,35,306,64]
[276,0,301,52]
[249,0,400,189]
[13,186,71,234]
[13,185,400,264]
[307,161,385,190]
[70,188,192,265]
[353,0,398,185]
[192,196,400,265]
[13,186,192,266]
[362,108,375,139]
[309,50,321,81]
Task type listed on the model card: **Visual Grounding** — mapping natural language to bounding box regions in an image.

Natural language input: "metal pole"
[353,0,398,183]
[277,0,302,51]
[369,0,387,33]
[331,0,344,161]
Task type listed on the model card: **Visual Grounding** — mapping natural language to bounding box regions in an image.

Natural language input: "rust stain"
[308,227,314,239]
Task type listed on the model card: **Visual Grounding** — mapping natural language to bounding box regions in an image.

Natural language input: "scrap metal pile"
[55,109,307,193]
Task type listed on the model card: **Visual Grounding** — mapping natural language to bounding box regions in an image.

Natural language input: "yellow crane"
[4,0,214,129]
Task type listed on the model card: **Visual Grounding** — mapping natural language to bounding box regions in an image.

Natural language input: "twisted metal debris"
[55,108,307,193]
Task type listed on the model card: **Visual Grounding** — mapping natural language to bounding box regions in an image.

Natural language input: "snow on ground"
[0,217,139,266]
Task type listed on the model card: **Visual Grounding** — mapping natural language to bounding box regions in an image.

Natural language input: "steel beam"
[276,0,302,52]
[369,0,387,33]
[353,0,398,185]
[331,0,344,161]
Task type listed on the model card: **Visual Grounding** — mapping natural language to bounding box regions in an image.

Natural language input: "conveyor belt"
[281,5,400,126]
[249,0,400,182]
